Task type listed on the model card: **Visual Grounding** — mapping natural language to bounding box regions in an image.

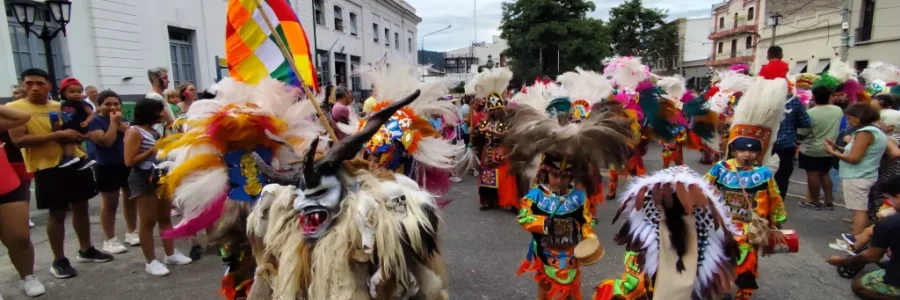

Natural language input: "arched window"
[745,36,753,49]
[313,0,324,25]
[334,6,343,31]
[733,13,738,27]
[748,7,755,20]
[349,12,358,36]
[719,17,725,28]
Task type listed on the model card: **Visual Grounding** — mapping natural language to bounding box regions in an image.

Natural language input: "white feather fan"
[707,70,752,114]
[657,75,687,101]
[471,67,513,99]
[360,61,458,125]
[828,60,858,83]
[510,81,568,112]
[557,67,612,104]
[604,57,649,91]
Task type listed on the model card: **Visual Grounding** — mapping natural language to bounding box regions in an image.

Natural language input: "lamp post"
[9,0,73,98]
[420,25,451,80]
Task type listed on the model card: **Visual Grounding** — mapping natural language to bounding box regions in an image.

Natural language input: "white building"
[664,17,713,90]
[0,0,419,100]
[440,36,508,85]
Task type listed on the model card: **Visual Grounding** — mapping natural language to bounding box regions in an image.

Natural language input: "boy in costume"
[505,83,634,300]
[593,166,740,300]
[704,76,790,300]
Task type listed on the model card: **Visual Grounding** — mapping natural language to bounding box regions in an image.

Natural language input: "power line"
[784,0,819,18]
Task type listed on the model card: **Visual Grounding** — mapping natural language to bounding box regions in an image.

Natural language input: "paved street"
[0,145,862,299]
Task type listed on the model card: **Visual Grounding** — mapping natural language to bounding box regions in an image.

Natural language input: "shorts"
[843,177,876,211]
[0,183,28,205]
[34,167,98,211]
[94,164,131,193]
[798,153,834,172]
[127,168,156,199]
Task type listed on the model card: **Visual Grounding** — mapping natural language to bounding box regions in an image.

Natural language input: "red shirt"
[0,144,21,195]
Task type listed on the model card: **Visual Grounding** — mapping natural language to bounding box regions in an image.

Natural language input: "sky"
[407,0,725,52]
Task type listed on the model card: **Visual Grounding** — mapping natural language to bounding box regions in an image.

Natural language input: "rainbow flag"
[225,0,318,90]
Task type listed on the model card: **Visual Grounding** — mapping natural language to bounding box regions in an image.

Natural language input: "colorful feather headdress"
[861,61,900,95]
[510,80,570,121]
[706,70,752,114]
[728,77,789,169]
[337,61,462,171]
[813,60,868,103]
[468,67,513,110]
[557,67,612,122]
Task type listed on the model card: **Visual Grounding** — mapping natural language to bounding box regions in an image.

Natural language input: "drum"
[763,229,799,254]
[574,238,604,265]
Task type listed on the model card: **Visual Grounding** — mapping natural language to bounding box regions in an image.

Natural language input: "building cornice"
[378,0,421,24]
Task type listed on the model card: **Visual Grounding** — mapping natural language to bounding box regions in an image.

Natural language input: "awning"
[812,59,831,74]
[789,61,808,74]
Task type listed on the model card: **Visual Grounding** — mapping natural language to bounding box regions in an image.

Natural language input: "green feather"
[812,72,841,92]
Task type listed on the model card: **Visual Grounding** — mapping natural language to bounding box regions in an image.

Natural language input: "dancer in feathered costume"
[556,67,615,206]
[153,77,328,299]
[593,166,740,300]
[696,69,753,164]
[337,62,462,200]
[469,67,520,210]
[705,76,790,300]
[247,89,450,300]
[506,85,635,300]
[655,75,712,169]
[812,61,870,105]
[602,57,651,201]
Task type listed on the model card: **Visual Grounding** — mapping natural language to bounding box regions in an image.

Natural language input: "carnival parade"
[1,0,900,300]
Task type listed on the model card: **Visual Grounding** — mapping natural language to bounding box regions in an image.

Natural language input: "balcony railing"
[710,18,756,40]
[709,48,754,66]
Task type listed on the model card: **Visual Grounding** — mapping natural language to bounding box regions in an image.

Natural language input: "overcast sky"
[408,0,724,51]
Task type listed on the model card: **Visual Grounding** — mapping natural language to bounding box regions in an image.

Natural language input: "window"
[317,50,330,84]
[730,39,737,57]
[719,17,724,28]
[7,7,66,84]
[168,27,196,86]
[350,56,361,92]
[408,37,413,52]
[733,13,738,27]
[384,28,390,47]
[748,7,755,20]
[373,23,379,43]
[745,36,753,49]
[314,0,324,25]
[812,59,831,74]
[789,61,809,74]
[859,0,875,42]
[717,42,723,53]
[333,6,344,31]
[394,32,399,50]
[349,13,358,36]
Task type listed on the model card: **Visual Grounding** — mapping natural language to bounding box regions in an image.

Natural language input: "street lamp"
[10,0,73,97]
[421,25,452,61]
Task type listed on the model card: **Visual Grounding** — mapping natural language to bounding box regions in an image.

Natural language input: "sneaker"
[102,238,128,254]
[189,245,203,261]
[49,258,77,278]
[830,239,856,255]
[20,275,45,297]
[78,159,97,170]
[76,246,113,263]
[449,176,462,183]
[842,233,857,245]
[163,250,193,265]
[28,219,34,229]
[145,260,170,276]
[824,203,835,210]
[797,202,822,210]
[58,156,80,168]
[124,232,140,246]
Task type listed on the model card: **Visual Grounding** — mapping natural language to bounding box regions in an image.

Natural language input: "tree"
[607,0,678,69]
[499,0,611,83]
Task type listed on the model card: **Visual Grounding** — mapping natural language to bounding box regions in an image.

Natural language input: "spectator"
[0,104,45,297]
[825,103,886,237]
[84,85,99,110]
[6,68,112,279]
[362,84,377,116]
[330,86,351,140]
[163,89,183,117]
[5,86,34,229]
[798,86,843,210]
[56,77,97,169]
[176,82,198,114]
[144,67,176,130]
[85,90,138,254]
[12,86,25,100]
[867,110,900,222]
[772,88,812,200]
[871,94,896,112]
[123,98,192,276]
[827,175,900,300]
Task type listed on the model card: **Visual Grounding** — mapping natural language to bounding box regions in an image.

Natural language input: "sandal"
[823,203,835,210]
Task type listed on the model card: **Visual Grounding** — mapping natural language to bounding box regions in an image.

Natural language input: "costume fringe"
[517,258,583,300]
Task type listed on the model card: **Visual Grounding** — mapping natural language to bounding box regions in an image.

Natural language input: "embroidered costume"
[704,76,790,300]
[504,80,634,300]
[469,68,519,210]
[593,166,740,300]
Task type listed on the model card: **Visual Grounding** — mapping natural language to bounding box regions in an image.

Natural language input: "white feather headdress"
[604,57,650,91]
[829,60,858,83]
[729,77,789,168]
[470,67,513,98]
[557,67,612,104]
[707,70,752,114]
[861,61,900,84]
[657,75,687,102]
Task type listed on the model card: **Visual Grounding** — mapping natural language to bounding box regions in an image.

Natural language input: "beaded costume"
[593,166,740,300]
[505,77,635,300]
[704,76,790,300]
[469,68,519,210]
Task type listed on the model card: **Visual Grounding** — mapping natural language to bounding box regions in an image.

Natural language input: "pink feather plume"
[161,190,228,240]
[842,79,864,103]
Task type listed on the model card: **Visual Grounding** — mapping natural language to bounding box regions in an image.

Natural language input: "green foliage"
[499,0,611,83]
[608,0,678,67]
[450,81,466,94]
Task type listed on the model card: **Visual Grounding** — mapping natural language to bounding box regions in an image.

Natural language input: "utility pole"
[770,13,783,47]
[840,0,851,62]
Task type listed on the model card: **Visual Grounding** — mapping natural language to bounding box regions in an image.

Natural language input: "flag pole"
[255,1,339,142]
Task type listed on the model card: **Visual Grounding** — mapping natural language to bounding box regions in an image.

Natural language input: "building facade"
[708,0,761,72]
[754,0,842,75]
[666,17,712,90]
[845,0,900,71]
[0,0,419,100]
[440,36,507,86]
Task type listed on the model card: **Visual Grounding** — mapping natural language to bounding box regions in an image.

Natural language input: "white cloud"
[407,0,722,52]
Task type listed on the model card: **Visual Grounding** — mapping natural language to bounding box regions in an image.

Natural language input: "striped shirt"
[133,126,159,170]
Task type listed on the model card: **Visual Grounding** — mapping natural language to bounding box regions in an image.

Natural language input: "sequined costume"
[470,68,519,210]
[593,166,739,300]
[661,127,687,168]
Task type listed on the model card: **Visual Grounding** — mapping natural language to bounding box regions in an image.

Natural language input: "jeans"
[772,147,795,200]
[829,167,840,195]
